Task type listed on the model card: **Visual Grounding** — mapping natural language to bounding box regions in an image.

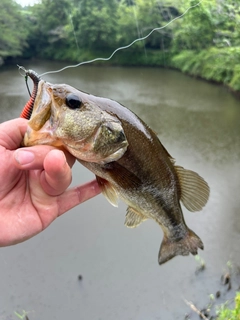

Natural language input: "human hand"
[0,118,101,246]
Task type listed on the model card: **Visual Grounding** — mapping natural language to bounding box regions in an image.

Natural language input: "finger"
[57,180,101,216]
[0,118,28,149]
[14,146,76,170]
[40,149,73,196]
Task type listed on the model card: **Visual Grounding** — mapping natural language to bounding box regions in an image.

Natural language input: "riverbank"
[111,47,240,96]
[14,46,240,97]
[111,47,233,98]
[2,46,240,99]
[170,47,240,95]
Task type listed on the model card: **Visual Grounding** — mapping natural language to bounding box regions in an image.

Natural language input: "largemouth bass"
[21,69,209,265]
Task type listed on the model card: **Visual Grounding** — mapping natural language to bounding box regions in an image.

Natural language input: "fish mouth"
[22,80,56,147]
[19,68,54,147]
[19,68,41,120]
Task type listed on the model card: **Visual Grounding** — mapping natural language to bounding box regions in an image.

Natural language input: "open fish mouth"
[19,70,56,147]
[19,67,41,120]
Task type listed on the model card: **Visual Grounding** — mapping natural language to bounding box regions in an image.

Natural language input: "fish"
[21,69,210,265]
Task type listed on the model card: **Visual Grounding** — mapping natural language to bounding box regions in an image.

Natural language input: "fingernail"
[15,150,35,165]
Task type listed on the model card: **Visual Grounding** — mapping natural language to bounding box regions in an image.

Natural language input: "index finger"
[57,180,101,216]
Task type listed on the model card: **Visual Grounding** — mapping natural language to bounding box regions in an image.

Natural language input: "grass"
[170,47,240,94]
[14,310,29,320]
[217,292,240,320]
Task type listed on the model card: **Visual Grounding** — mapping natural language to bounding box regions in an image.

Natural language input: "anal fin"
[124,207,147,228]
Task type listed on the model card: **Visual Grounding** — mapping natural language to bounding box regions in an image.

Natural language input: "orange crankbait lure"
[18,66,41,120]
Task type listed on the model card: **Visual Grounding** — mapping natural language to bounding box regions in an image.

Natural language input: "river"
[0,61,240,319]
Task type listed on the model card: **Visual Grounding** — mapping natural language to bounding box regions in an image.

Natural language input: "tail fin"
[158,229,203,265]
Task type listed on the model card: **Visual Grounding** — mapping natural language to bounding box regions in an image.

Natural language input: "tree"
[171,0,215,52]
[0,0,28,62]
[24,0,71,59]
[117,0,178,50]
[212,0,240,47]
[70,0,118,51]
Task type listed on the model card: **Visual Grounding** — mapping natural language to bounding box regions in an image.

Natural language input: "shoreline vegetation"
[1,0,240,96]
[186,259,240,319]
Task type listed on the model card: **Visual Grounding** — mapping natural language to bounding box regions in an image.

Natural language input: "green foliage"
[23,0,71,59]
[212,0,240,48]
[69,0,118,51]
[20,0,178,62]
[117,0,178,50]
[230,64,240,92]
[216,292,240,320]
[0,0,28,60]
[169,0,240,93]
[171,0,214,52]
[171,46,240,91]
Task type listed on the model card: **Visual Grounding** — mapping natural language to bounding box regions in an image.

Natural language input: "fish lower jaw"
[23,130,60,147]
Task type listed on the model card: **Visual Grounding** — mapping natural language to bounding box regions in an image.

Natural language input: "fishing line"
[17,64,31,96]
[38,1,202,77]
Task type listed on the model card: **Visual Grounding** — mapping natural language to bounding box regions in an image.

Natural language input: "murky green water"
[0,61,240,319]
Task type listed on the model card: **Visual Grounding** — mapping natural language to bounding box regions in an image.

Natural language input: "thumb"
[14,146,57,170]
[14,146,75,170]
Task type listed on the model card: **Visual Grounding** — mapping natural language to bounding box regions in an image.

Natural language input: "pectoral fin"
[96,176,119,207]
[124,207,147,228]
[175,165,210,212]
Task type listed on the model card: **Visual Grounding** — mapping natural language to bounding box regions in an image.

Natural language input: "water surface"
[0,61,239,319]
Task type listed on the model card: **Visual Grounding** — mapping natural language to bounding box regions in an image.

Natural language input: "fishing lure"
[18,66,41,120]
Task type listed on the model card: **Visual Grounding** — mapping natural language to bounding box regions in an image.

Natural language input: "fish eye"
[66,94,82,109]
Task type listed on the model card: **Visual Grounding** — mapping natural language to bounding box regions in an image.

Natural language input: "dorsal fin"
[96,176,119,207]
[175,166,210,212]
[124,207,147,228]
